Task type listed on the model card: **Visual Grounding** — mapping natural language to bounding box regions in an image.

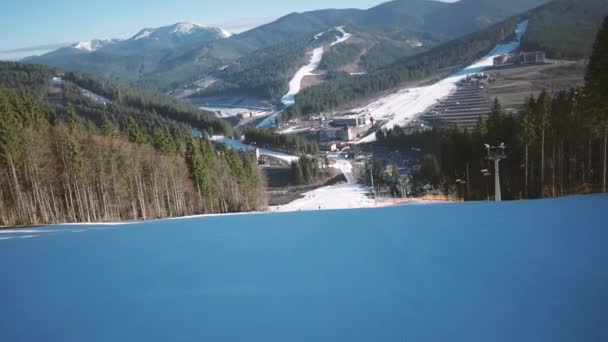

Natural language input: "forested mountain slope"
[287,0,607,117]
[521,0,608,58]
[0,62,233,140]
[285,16,523,118]
[24,0,549,95]
[0,87,265,227]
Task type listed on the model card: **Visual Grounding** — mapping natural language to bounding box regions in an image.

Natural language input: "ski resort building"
[492,51,546,67]
[493,54,509,66]
[332,113,369,127]
[519,51,546,64]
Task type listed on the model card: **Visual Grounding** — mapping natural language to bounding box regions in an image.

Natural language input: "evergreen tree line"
[243,127,319,155]
[377,85,606,199]
[61,71,234,138]
[185,139,266,214]
[360,159,404,196]
[0,61,234,142]
[192,34,315,100]
[0,88,265,227]
[290,156,321,186]
[319,43,365,71]
[371,16,606,201]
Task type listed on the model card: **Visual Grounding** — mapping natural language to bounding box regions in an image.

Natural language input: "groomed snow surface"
[331,26,352,46]
[281,47,324,107]
[355,20,529,144]
[276,154,375,212]
[281,26,353,107]
[1,194,606,342]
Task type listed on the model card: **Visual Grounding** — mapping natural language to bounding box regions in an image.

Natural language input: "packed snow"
[210,135,299,163]
[2,195,606,342]
[281,26,353,107]
[281,47,324,107]
[276,154,375,212]
[355,20,529,144]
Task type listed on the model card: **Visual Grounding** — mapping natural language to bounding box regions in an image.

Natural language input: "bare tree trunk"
[8,154,25,221]
[552,141,556,198]
[602,123,608,193]
[559,141,564,196]
[588,131,592,184]
[165,179,172,217]
[541,126,545,198]
[525,143,529,198]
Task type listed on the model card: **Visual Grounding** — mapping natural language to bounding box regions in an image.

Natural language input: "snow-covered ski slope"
[355,20,528,144]
[3,195,606,342]
[281,47,324,107]
[210,135,299,163]
[331,26,352,46]
[281,26,353,107]
[277,154,374,212]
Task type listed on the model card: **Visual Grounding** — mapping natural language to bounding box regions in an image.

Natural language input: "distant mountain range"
[21,0,607,104]
[34,22,232,57]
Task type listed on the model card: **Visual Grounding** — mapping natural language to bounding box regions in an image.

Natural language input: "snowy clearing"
[355,20,529,144]
[210,135,299,163]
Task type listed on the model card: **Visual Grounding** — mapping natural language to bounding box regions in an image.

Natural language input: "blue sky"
[0,0,457,58]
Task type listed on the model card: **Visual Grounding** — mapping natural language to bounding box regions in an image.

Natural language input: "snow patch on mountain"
[281,26,353,108]
[171,22,199,35]
[219,28,233,38]
[73,39,121,52]
[134,29,154,40]
[132,22,232,41]
[331,26,352,46]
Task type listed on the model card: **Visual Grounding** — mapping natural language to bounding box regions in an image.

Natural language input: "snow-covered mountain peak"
[73,39,121,52]
[130,22,232,41]
[171,22,199,35]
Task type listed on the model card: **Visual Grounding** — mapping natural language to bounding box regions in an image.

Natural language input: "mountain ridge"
[25,0,554,95]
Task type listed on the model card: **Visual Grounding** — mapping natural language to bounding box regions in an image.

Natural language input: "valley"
[1,2,608,342]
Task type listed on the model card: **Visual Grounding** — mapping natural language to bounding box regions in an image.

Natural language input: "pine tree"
[537,90,552,197]
[584,16,608,192]
[291,161,304,185]
[66,103,81,131]
[521,96,537,198]
[86,121,97,135]
[153,128,177,154]
[127,118,146,145]
[102,115,117,138]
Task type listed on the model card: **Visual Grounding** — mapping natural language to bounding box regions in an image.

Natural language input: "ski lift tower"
[485,143,507,201]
